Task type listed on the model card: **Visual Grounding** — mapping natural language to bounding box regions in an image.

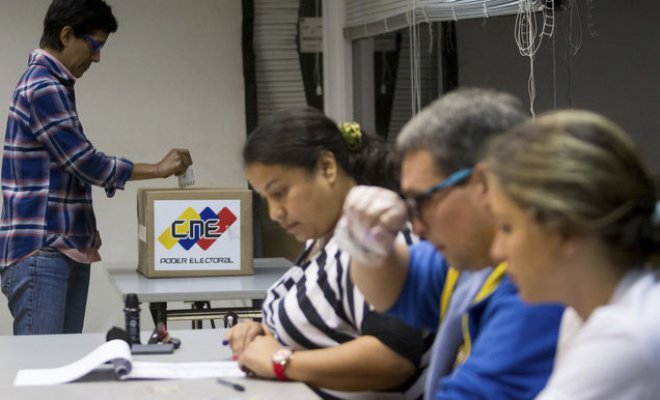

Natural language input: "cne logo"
[158,206,237,251]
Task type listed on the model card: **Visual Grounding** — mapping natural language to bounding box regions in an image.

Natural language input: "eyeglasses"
[82,34,104,54]
[402,167,473,218]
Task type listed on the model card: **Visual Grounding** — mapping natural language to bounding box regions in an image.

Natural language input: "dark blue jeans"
[0,248,90,335]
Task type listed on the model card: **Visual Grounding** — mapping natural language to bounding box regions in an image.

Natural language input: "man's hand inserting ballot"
[129,148,193,181]
[158,148,193,178]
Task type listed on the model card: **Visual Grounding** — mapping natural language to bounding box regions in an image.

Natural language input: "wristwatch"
[272,347,294,381]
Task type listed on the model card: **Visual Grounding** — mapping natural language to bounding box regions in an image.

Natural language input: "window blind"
[254,0,307,123]
[345,0,543,39]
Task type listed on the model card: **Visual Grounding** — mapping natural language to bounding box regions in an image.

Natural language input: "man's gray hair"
[396,88,527,174]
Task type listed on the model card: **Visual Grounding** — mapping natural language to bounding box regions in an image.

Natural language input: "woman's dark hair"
[243,107,399,191]
[40,0,118,51]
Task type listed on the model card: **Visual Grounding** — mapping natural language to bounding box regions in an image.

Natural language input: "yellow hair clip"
[339,122,362,152]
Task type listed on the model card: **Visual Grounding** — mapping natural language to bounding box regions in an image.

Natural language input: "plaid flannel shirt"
[0,50,133,268]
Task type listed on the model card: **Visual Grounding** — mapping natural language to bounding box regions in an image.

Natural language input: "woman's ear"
[556,225,583,259]
[318,151,338,183]
[535,213,578,259]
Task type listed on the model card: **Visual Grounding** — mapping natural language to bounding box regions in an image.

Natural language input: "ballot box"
[137,188,253,278]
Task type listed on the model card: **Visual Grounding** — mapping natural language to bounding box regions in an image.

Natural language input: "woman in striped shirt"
[226,107,429,399]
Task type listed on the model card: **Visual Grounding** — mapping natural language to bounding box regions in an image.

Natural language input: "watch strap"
[272,348,293,381]
[273,360,289,381]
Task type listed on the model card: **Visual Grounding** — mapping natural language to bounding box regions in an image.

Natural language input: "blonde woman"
[484,110,660,399]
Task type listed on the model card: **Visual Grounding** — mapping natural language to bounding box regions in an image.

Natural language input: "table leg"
[251,299,263,322]
[149,302,167,326]
[191,301,213,329]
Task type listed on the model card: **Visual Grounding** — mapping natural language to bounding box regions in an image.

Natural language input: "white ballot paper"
[14,339,244,386]
[178,166,195,188]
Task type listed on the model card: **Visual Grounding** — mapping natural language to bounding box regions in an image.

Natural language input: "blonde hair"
[484,110,659,266]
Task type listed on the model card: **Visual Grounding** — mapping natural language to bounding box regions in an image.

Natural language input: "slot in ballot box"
[137,188,253,278]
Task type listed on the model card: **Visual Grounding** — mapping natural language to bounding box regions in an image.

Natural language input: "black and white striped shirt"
[263,233,431,400]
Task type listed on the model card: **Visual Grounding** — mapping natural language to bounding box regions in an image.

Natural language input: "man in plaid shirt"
[1,0,192,335]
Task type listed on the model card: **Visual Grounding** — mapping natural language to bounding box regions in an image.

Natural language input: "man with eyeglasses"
[336,88,564,399]
[0,0,192,335]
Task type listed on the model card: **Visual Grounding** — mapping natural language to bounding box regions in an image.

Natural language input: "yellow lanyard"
[439,263,508,366]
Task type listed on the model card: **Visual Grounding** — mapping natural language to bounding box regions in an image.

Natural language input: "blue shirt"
[388,241,564,399]
[0,50,133,267]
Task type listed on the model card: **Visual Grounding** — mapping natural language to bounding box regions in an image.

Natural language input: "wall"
[456,0,660,174]
[0,0,246,334]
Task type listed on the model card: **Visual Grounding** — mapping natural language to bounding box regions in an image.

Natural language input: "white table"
[0,329,319,400]
[104,258,292,327]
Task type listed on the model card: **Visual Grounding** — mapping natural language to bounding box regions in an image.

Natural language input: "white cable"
[346,0,536,31]
[587,0,597,37]
[552,23,557,109]
[416,22,422,113]
[314,0,322,96]
[345,1,547,41]
[409,0,416,115]
[380,51,389,94]
[528,51,536,118]
[515,0,555,117]
[422,6,434,55]
[542,0,555,39]
[569,0,583,56]
[427,21,434,57]
[413,2,422,114]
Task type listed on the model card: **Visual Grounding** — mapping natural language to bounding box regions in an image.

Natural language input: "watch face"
[273,348,293,364]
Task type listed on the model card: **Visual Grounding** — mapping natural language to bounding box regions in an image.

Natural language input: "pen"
[217,377,245,392]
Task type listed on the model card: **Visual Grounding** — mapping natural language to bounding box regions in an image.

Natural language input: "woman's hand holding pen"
[237,325,282,379]
[225,320,265,359]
